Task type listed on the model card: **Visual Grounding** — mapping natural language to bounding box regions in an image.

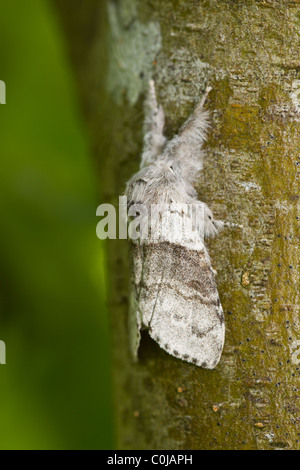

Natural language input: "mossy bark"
[53,0,300,450]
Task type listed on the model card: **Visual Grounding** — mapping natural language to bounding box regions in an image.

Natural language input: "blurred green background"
[0,0,114,449]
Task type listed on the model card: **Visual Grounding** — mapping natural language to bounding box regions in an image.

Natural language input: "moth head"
[125,160,190,207]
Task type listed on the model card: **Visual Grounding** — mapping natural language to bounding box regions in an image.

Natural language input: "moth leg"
[194,199,243,239]
[215,220,244,231]
[203,216,243,238]
[175,86,211,152]
[140,80,167,169]
[193,200,220,239]
[198,85,212,109]
[211,267,218,276]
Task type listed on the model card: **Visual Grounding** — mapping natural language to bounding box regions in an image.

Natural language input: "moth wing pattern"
[129,214,225,369]
[146,241,225,369]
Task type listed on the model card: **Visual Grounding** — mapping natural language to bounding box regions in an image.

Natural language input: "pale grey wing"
[128,241,144,359]
[141,241,225,369]
[140,80,167,169]
[128,239,166,358]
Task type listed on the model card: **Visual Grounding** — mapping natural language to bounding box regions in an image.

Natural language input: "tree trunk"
[52,0,300,450]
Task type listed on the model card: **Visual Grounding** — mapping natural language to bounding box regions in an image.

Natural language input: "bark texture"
[53,0,300,450]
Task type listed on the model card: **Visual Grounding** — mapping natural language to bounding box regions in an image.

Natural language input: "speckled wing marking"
[130,240,225,369]
[129,241,144,358]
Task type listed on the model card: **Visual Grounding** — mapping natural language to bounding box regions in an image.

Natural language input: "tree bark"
[52,0,300,450]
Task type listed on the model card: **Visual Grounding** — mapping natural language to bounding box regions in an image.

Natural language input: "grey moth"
[125,81,224,369]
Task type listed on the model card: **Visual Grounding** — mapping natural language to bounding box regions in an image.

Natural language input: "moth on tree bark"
[53,0,300,450]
